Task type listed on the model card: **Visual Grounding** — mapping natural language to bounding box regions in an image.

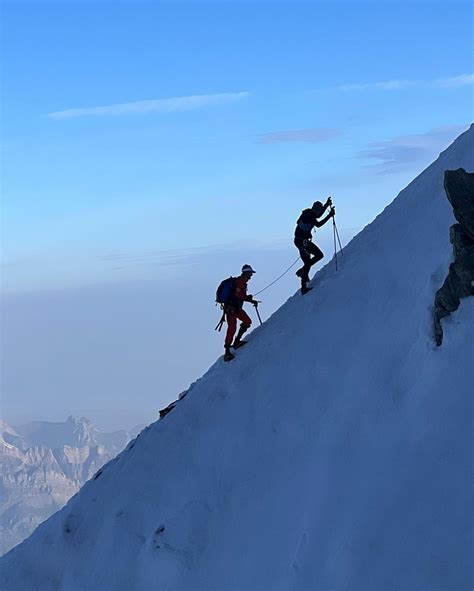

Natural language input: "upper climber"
[294,197,335,294]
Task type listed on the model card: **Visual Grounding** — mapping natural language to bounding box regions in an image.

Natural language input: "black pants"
[294,237,324,283]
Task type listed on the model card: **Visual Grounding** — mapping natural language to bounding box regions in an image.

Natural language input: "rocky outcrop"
[434,168,474,345]
[159,389,188,419]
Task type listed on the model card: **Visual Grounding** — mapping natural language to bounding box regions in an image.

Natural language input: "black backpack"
[216,277,236,305]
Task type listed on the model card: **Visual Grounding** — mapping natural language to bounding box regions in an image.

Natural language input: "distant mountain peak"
[0,415,136,557]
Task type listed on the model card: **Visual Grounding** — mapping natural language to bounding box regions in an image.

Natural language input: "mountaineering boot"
[301,283,313,295]
[224,346,235,362]
[233,340,248,349]
[233,324,249,349]
[295,267,304,278]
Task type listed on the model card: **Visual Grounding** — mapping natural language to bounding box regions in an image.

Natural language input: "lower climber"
[224,264,258,361]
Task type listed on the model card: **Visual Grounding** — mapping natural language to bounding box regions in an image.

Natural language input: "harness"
[297,220,313,233]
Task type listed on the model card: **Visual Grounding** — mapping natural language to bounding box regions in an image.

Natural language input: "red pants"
[225,308,252,346]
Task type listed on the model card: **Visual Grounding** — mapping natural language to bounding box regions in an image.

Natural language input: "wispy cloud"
[48,92,250,120]
[338,73,474,92]
[435,73,474,88]
[339,80,418,92]
[258,128,342,144]
[357,125,468,174]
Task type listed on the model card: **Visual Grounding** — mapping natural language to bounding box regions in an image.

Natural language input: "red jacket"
[231,276,253,309]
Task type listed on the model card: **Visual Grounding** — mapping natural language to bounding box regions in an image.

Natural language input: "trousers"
[225,307,252,346]
[294,237,324,283]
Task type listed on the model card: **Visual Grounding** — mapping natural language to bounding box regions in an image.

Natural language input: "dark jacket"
[295,209,319,239]
[295,207,333,240]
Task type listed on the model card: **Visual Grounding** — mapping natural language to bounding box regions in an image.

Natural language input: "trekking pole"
[253,301,263,325]
[334,216,344,256]
[332,216,338,271]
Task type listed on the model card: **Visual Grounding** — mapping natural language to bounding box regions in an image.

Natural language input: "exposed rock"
[434,168,474,345]
[159,389,188,420]
[445,168,474,238]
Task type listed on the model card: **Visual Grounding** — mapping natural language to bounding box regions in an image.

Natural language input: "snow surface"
[1,125,473,591]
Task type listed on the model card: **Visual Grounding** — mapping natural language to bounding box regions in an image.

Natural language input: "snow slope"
[1,125,473,591]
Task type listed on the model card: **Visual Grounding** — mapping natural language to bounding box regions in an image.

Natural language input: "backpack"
[216,277,236,305]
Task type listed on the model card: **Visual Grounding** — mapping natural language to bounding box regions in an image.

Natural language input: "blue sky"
[2,0,472,292]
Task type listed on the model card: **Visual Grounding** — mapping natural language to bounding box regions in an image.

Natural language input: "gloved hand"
[326,196,332,207]
[330,206,336,218]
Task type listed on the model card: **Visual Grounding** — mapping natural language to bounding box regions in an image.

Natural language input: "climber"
[294,197,335,294]
[222,264,258,362]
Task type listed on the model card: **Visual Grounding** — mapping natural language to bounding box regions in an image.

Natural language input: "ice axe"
[253,300,263,325]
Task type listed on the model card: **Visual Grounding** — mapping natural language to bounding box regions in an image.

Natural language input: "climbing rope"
[253,257,301,296]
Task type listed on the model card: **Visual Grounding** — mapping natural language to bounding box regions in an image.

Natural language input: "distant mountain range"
[0,416,144,556]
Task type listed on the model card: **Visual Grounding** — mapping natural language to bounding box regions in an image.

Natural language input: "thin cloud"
[357,125,468,174]
[339,80,418,91]
[48,92,250,120]
[98,246,215,269]
[258,128,342,144]
[338,74,474,92]
[435,73,474,88]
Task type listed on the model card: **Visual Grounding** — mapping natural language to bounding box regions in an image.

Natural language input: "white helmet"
[241,264,256,275]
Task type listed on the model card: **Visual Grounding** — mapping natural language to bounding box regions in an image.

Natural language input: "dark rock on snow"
[434,168,474,345]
